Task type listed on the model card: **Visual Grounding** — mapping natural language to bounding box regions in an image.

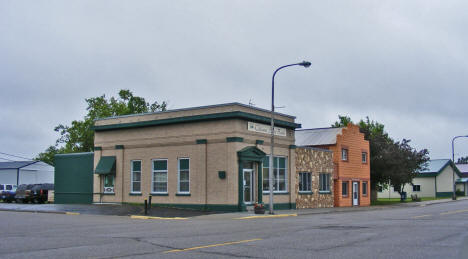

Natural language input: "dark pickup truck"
[15,183,54,204]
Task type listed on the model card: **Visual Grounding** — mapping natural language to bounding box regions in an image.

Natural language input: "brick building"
[295,124,370,207]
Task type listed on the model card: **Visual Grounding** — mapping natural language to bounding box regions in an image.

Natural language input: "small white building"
[378,159,462,199]
[0,161,54,186]
[455,164,468,196]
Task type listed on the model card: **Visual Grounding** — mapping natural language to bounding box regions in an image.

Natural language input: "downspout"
[434,176,437,197]
[121,148,125,204]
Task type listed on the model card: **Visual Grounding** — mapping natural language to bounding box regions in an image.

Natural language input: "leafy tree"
[332,115,429,201]
[36,90,167,165]
[457,156,468,164]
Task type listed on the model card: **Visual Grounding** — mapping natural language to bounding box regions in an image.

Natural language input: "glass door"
[243,169,253,204]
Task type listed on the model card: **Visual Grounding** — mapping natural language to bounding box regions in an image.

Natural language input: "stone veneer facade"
[295,147,334,209]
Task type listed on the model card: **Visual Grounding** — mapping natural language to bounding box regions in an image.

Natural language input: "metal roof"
[295,127,343,146]
[418,159,451,174]
[455,164,468,173]
[0,161,37,169]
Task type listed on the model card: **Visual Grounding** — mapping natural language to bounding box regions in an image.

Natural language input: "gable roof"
[295,127,343,146]
[455,164,468,177]
[0,161,38,170]
[417,159,461,177]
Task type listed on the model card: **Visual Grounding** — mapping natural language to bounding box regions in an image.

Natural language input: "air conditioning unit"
[104,187,114,193]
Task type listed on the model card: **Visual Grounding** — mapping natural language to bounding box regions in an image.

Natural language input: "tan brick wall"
[295,147,334,209]
[93,111,296,207]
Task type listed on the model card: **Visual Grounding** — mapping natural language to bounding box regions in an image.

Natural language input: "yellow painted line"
[65,212,80,215]
[413,214,431,219]
[234,213,297,220]
[440,209,468,215]
[130,215,187,220]
[163,238,262,253]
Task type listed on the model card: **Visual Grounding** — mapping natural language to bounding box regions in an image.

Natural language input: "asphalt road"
[1,200,468,259]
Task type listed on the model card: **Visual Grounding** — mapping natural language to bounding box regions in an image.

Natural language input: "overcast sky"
[1,1,467,162]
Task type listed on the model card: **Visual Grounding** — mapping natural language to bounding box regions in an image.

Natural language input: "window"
[413,185,421,192]
[104,175,114,193]
[362,152,367,163]
[152,159,168,193]
[131,160,141,193]
[262,156,288,193]
[178,158,190,193]
[319,173,330,192]
[0,185,4,191]
[342,181,348,197]
[362,181,368,196]
[341,148,348,161]
[299,172,312,193]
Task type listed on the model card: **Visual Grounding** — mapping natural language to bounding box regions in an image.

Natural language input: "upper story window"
[341,148,348,161]
[362,152,367,163]
[262,156,288,193]
[178,158,190,193]
[131,160,142,193]
[152,159,168,193]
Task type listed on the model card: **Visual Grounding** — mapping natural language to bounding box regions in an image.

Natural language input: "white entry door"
[243,169,254,204]
[352,182,359,206]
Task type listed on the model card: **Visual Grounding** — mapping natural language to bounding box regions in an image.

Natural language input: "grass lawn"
[371,197,447,206]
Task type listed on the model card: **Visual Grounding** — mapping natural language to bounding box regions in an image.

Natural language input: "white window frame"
[130,160,142,194]
[319,173,331,193]
[298,172,312,193]
[177,157,190,194]
[341,148,348,161]
[103,174,115,194]
[152,159,168,194]
[262,155,288,194]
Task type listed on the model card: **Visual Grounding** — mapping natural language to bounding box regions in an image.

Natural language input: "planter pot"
[254,207,265,214]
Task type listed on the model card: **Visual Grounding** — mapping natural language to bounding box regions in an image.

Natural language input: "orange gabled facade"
[329,124,370,207]
[296,124,370,207]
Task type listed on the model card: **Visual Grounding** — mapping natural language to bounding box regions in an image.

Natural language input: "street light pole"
[452,135,468,200]
[269,61,311,214]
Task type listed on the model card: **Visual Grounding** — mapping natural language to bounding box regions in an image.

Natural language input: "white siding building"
[0,161,54,186]
[378,159,462,198]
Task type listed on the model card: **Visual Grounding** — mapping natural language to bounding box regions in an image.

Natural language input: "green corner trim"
[129,193,142,196]
[196,139,207,144]
[151,193,169,196]
[176,193,191,196]
[93,111,302,132]
[289,145,297,149]
[115,145,124,149]
[227,137,243,142]
[436,192,453,197]
[94,146,102,151]
[256,140,264,145]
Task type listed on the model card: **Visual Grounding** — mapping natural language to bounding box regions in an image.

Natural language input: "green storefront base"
[436,192,465,197]
[54,192,94,204]
[123,202,296,212]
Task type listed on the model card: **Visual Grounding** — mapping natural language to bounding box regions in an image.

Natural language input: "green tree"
[36,90,167,165]
[457,156,468,164]
[332,115,429,201]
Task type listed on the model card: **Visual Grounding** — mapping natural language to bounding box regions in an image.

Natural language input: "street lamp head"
[300,61,311,68]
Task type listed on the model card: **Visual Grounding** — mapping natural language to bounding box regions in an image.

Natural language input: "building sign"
[248,122,287,137]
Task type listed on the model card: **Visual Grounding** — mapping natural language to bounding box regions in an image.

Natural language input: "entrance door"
[352,182,359,206]
[243,169,254,204]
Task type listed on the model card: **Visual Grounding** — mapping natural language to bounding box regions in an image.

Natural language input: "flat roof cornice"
[93,111,301,132]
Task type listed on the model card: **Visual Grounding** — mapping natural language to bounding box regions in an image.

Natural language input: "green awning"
[95,156,116,175]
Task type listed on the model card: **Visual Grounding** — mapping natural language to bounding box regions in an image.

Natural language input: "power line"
[0,151,34,161]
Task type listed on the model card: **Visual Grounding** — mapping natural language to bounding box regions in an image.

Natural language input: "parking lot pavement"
[0,203,217,218]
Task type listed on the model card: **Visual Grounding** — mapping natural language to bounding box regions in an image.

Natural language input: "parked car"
[30,183,54,204]
[1,184,17,203]
[15,184,36,203]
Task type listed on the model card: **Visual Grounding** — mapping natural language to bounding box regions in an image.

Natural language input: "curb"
[0,208,73,215]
